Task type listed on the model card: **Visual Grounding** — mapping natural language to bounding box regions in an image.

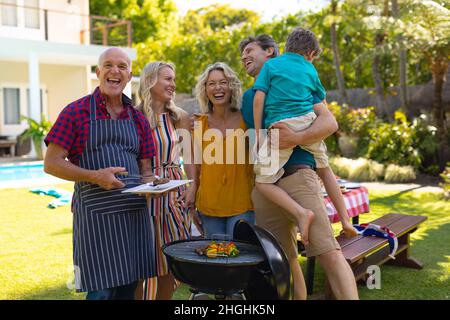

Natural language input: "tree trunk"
[372,33,389,119]
[430,57,449,170]
[391,0,410,116]
[330,0,348,105]
[370,0,390,119]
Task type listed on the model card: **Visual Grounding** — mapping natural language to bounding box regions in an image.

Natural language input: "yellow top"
[195,114,254,217]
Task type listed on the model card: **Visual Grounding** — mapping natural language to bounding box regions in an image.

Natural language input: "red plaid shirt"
[45,87,155,165]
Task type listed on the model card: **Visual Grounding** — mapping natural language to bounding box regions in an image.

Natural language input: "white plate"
[344,182,362,189]
[122,180,192,194]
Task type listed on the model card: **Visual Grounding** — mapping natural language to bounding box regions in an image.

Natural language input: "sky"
[173,0,329,22]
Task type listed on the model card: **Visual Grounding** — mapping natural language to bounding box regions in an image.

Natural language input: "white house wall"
[0,0,136,141]
[41,63,89,123]
[45,0,90,45]
[0,0,90,45]
[0,61,88,135]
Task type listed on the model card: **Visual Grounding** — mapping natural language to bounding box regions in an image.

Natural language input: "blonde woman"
[187,62,255,238]
[136,61,195,300]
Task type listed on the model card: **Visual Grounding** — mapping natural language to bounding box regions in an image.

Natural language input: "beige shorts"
[252,168,340,259]
[255,112,329,183]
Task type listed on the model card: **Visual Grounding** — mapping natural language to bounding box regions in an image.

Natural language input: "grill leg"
[306,256,316,295]
[189,288,211,300]
[228,291,246,300]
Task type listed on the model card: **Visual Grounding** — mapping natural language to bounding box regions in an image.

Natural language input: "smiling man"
[44,47,157,300]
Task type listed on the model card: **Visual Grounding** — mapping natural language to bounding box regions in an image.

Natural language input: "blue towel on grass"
[29,187,73,209]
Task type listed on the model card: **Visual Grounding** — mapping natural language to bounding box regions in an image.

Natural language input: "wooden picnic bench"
[302,213,427,298]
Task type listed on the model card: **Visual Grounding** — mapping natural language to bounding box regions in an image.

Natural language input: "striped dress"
[143,112,191,299]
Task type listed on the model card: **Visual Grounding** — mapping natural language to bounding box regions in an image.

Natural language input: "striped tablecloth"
[324,186,370,223]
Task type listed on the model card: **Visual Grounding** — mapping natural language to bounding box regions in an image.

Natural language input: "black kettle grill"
[162,220,291,300]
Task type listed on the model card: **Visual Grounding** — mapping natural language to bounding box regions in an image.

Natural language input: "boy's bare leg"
[255,182,314,244]
[316,167,358,238]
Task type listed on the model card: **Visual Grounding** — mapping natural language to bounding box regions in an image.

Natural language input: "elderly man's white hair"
[97,47,132,69]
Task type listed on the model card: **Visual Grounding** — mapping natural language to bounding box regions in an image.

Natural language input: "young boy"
[253,28,357,244]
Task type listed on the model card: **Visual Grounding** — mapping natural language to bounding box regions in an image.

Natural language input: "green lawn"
[0,183,448,300]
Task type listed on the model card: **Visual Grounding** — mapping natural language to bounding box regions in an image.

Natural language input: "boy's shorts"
[255,112,329,184]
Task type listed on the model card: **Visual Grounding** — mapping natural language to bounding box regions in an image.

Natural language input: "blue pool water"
[0,163,51,181]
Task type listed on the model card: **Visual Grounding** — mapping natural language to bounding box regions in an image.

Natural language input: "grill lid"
[163,239,265,266]
[233,220,291,300]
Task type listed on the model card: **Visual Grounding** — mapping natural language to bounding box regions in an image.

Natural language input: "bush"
[328,102,378,136]
[327,102,378,156]
[329,156,420,183]
[384,164,416,183]
[366,111,437,170]
[348,158,385,182]
[325,134,339,155]
[439,163,450,200]
[329,157,384,182]
[413,114,439,173]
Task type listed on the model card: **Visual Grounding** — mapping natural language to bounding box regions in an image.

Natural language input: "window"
[24,0,39,29]
[0,0,40,29]
[1,0,18,27]
[3,88,20,124]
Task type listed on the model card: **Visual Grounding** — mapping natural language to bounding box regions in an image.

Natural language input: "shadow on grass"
[369,191,446,218]
[18,284,84,300]
[51,228,72,236]
[19,282,191,300]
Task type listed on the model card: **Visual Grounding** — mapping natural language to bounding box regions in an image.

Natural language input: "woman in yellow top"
[187,62,254,238]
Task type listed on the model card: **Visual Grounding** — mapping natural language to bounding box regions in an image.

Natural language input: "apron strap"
[89,94,97,121]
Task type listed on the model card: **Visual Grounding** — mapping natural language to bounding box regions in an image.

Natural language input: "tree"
[391,0,410,116]
[89,0,178,43]
[370,0,390,118]
[180,4,260,33]
[327,0,349,104]
[400,0,450,169]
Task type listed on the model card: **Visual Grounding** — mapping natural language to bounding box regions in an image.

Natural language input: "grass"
[0,183,448,300]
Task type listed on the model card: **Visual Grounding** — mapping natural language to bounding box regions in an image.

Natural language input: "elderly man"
[239,35,359,300]
[44,47,157,300]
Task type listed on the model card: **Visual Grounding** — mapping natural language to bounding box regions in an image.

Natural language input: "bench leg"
[306,257,315,295]
[386,231,424,269]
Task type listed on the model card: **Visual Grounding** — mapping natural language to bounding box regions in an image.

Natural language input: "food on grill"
[195,241,240,258]
[153,177,170,185]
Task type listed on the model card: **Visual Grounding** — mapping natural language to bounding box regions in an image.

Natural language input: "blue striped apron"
[72,94,156,292]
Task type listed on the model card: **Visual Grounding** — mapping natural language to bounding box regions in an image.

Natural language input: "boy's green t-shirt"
[253,52,326,128]
[242,87,317,168]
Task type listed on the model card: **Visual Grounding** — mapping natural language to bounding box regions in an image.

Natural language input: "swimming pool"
[0,163,51,181]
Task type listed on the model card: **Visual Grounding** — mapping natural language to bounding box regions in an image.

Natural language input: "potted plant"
[328,102,377,158]
[19,114,52,160]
